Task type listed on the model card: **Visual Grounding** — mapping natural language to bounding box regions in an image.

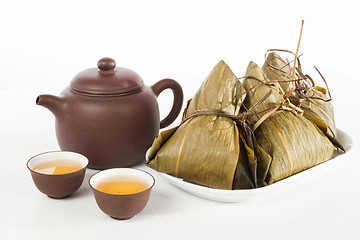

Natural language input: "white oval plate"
[159,129,355,202]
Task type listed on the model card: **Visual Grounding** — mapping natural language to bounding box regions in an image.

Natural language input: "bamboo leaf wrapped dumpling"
[262,52,343,150]
[146,60,255,190]
[243,61,334,186]
[292,87,343,150]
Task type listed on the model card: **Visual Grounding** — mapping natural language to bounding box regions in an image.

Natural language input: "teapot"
[37,57,183,169]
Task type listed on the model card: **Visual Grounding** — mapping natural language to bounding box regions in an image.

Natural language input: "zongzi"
[147,53,341,191]
[243,61,334,186]
[146,60,255,190]
[262,51,343,150]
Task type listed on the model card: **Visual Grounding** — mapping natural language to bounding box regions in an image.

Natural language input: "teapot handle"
[151,79,183,129]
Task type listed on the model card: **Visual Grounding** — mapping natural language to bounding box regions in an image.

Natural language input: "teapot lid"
[70,57,144,96]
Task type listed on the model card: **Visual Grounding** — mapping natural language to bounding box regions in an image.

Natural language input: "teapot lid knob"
[97,57,116,71]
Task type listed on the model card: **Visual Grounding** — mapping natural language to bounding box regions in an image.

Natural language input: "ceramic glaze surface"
[37,58,183,169]
[27,151,89,199]
[89,168,155,220]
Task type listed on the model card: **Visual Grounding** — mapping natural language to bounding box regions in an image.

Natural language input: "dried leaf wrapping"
[243,61,334,186]
[244,61,281,121]
[262,52,343,150]
[146,60,254,189]
[262,52,294,93]
[148,56,339,190]
[292,89,343,149]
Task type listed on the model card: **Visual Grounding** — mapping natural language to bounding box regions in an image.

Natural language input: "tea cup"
[89,168,155,220]
[27,151,88,199]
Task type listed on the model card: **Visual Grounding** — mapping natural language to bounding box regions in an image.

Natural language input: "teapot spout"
[36,95,66,117]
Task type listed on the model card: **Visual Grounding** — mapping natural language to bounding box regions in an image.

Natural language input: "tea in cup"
[89,168,155,220]
[27,151,88,199]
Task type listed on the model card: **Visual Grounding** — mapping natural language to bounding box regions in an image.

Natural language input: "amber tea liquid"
[96,176,149,195]
[33,159,83,175]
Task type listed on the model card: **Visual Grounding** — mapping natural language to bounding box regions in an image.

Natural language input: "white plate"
[159,129,356,202]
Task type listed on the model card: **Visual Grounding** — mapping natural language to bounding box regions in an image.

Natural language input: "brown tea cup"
[89,168,155,220]
[27,151,88,199]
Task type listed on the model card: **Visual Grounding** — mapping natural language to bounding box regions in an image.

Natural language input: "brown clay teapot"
[37,57,183,169]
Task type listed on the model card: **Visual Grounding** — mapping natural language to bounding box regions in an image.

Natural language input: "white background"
[1,1,359,239]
